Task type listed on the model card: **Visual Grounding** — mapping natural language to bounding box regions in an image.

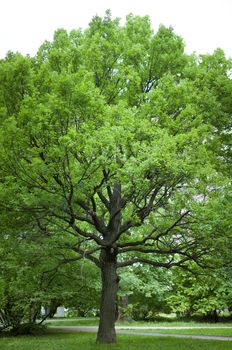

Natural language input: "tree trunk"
[96,247,119,344]
[117,295,130,321]
[213,309,219,323]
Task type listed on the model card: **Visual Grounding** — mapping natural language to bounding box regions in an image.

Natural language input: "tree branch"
[97,190,110,210]
[117,256,192,269]
[71,247,101,268]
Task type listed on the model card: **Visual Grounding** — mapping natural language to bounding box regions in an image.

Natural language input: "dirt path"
[49,326,232,341]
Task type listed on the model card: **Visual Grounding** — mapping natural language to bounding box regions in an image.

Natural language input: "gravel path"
[49,326,232,341]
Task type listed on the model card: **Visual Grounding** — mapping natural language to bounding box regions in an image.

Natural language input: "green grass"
[116,319,232,328]
[126,328,232,337]
[46,317,232,337]
[46,318,99,326]
[47,317,232,329]
[0,332,231,350]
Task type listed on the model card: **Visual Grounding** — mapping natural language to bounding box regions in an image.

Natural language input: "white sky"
[0,0,232,58]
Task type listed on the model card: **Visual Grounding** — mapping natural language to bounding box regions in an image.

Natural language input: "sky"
[0,0,232,59]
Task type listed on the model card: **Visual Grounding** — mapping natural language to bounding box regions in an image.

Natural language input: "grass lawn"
[126,328,232,337]
[0,332,231,350]
[47,317,232,328]
[47,318,99,326]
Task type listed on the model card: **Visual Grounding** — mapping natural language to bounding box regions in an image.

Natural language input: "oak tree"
[0,12,231,343]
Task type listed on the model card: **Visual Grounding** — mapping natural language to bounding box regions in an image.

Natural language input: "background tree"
[167,265,232,322]
[118,265,171,321]
[0,211,100,333]
[0,12,231,343]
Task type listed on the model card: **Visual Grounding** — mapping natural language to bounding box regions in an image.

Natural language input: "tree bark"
[96,247,119,344]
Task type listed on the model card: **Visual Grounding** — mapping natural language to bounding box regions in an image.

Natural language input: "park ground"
[1,318,232,350]
[45,317,232,336]
[0,332,232,350]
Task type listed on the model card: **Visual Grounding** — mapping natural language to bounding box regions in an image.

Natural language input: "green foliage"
[0,52,32,115]
[119,266,171,320]
[5,323,47,336]
[0,223,100,331]
[167,265,232,319]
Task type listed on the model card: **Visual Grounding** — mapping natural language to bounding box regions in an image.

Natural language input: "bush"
[1,323,47,336]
